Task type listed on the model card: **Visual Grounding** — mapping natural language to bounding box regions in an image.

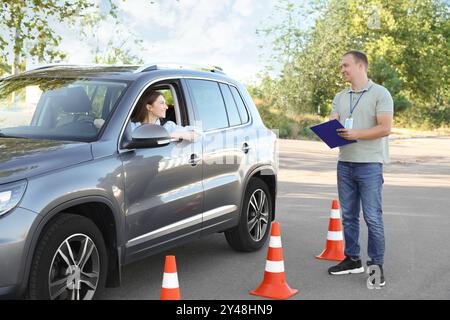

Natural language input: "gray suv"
[0,64,277,299]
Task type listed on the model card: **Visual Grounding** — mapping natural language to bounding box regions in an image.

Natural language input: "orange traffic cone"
[250,221,298,299]
[160,255,181,300]
[316,199,346,261]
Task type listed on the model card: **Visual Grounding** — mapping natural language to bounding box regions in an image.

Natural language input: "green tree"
[91,22,145,65]
[369,56,410,114]
[93,39,144,65]
[257,0,449,128]
[0,0,118,75]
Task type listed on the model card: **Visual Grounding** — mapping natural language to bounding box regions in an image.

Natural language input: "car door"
[186,79,247,234]
[121,80,203,261]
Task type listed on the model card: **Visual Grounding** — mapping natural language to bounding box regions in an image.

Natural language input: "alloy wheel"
[247,189,270,242]
[48,233,100,300]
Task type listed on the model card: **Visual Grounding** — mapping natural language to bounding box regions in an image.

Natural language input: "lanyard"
[349,91,365,117]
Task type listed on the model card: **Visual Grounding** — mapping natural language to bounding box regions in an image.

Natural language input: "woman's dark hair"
[131,90,163,123]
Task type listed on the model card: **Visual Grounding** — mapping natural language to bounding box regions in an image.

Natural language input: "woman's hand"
[184,130,198,141]
[170,130,198,142]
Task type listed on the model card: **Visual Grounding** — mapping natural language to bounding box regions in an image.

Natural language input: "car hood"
[0,137,93,185]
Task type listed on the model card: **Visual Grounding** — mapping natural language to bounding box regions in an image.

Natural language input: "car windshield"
[0,76,128,142]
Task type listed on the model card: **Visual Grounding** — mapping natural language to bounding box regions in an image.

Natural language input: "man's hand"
[337,128,360,140]
[336,114,392,140]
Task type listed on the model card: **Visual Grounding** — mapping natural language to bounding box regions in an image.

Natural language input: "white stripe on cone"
[269,236,282,248]
[265,260,285,273]
[327,231,343,241]
[330,209,341,219]
[162,272,179,289]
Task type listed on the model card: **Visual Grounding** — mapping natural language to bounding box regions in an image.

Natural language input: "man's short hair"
[344,50,369,70]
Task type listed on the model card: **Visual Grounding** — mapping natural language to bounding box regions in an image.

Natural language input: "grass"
[258,105,450,140]
[257,106,325,140]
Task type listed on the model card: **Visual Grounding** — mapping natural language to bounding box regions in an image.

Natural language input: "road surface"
[103,136,450,299]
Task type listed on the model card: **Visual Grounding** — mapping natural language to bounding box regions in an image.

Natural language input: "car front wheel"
[28,214,107,300]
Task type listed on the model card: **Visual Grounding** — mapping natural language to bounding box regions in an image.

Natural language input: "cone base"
[249,282,298,300]
[161,288,181,300]
[315,248,345,261]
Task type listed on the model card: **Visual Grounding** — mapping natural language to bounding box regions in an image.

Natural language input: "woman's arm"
[163,121,199,142]
[170,130,198,141]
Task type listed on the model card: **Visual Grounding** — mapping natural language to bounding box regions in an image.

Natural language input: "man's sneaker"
[367,264,386,287]
[328,256,365,275]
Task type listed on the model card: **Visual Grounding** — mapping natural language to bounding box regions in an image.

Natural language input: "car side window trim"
[152,83,182,125]
[183,77,252,134]
[117,77,190,152]
[218,83,241,126]
[229,85,250,125]
[117,76,254,150]
[186,79,230,132]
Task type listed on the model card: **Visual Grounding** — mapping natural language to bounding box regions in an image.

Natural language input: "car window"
[188,79,229,131]
[230,86,249,124]
[156,87,177,125]
[128,85,179,130]
[84,84,126,121]
[0,78,128,141]
[219,83,241,127]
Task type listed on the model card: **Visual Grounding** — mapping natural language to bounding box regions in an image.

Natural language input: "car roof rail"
[134,63,226,75]
[25,63,82,72]
[25,63,140,73]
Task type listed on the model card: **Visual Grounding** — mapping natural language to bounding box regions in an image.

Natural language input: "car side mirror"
[123,124,172,149]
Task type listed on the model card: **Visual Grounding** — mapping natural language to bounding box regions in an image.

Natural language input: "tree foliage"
[255,0,450,129]
[91,21,145,65]
[0,0,141,75]
[0,0,100,74]
[0,0,184,75]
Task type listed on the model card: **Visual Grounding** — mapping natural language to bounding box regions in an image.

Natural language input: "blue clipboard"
[309,119,357,149]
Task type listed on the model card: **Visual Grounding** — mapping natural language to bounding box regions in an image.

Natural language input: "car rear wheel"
[225,178,273,252]
[28,214,107,300]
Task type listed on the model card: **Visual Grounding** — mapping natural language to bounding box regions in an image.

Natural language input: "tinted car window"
[219,83,241,127]
[230,86,249,124]
[188,79,229,131]
[84,83,126,120]
[0,78,127,141]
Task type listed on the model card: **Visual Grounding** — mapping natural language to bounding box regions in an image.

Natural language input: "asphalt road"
[102,137,450,300]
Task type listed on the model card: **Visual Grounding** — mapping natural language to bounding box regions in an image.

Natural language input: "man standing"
[328,50,393,287]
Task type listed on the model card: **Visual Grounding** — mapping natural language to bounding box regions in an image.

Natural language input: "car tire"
[28,214,108,300]
[225,178,273,252]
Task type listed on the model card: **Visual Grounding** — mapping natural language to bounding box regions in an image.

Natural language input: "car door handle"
[189,154,201,166]
[242,143,251,154]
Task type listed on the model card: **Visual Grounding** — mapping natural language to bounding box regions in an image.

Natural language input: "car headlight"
[0,180,27,217]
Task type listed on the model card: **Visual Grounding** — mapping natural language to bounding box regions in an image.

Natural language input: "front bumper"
[0,207,38,298]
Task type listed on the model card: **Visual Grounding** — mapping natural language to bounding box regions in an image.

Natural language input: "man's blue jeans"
[337,161,385,265]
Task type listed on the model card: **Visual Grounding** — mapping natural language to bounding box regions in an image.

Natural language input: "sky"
[54,0,283,84]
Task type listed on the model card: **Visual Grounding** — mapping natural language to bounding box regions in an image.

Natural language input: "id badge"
[344,118,354,129]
